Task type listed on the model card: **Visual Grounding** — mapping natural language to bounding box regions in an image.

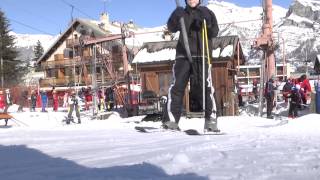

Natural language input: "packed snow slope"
[0,105,320,180]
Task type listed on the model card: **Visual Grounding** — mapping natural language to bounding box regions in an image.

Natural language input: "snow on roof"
[132,48,176,64]
[212,44,234,58]
[317,54,320,62]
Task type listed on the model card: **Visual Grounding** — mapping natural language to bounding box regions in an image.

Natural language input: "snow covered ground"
[1,104,320,180]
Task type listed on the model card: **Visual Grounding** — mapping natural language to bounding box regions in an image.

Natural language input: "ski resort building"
[36,14,139,109]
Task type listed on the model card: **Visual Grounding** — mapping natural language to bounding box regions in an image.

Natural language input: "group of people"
[264,74,311,119]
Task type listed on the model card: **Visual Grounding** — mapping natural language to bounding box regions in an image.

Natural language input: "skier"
[288,85,301,119]
[17,90,28,112]
[52,90,59,112]
[265,77,277,119]
[4,89,12,114]
[105,87,114,111]
[40,90,48,112]
[165,0,219,131]
[67,90,81,124]
[30,90,37,112]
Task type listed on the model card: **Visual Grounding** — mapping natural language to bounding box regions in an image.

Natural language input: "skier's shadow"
[0,145,208,180]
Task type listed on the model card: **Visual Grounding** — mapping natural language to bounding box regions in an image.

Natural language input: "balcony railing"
[41,57,92,69]
[66,39,80,48]
[40,76,91,87]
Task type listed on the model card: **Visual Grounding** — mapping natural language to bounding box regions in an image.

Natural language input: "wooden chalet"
[37,18,128,91]
[211,36,245,116]
[132,36,245,116]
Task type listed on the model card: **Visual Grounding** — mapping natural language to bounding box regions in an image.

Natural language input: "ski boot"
[77,118,81,124]
[204,117,220,133]
[162,121,179,131]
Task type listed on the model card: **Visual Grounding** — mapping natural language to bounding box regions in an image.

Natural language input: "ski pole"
[203,19,217,120]
[174,0,193,64]
[202,20,206,114]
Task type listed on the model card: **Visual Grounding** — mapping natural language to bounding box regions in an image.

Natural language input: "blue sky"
[0,0,293,35]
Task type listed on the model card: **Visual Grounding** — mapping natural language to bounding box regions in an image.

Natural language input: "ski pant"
[266,94,274,117]
[166,57,216,123]
[68,104,80,120]
[288,102,299,117]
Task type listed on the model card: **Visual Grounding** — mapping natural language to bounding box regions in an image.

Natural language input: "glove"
[199,9,212,28]
[190,16,203,31]
[171,7,185,21]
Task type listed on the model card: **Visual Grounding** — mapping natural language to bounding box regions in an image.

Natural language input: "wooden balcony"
[66,39,80,48]
[40,76,92,87]
[41,57,92,69]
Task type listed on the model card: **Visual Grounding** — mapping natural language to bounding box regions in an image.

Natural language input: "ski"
[134,126,225,136]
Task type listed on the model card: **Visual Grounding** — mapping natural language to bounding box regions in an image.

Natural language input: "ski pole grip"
[175,0,181,7]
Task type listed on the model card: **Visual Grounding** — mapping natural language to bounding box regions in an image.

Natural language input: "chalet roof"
[37,18,109,64]
[132,41,177,64]
[132,36,245,64]
[211,36,245,60]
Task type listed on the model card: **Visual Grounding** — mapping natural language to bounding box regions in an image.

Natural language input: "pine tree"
[33,40,44,61]
[0,10,27,87]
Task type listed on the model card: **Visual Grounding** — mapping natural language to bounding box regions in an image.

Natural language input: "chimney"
[99,12,110,31]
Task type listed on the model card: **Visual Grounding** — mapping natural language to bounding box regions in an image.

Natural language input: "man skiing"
[165,0,219,131]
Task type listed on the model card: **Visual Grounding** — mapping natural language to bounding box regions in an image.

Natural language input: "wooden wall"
[211,60,238,116]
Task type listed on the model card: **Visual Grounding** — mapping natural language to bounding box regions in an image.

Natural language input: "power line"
[60,0,95,20]
[219,19,262,26]
[2,0,61,29]
[8,18,55,36]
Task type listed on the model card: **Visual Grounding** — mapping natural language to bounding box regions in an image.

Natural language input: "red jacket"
[300,79,311,93]
[0,94,5,109]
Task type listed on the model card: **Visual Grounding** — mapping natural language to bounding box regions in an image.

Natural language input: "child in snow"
[288,85,302,119]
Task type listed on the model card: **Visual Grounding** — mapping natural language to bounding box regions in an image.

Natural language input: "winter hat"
[185,0,201,7]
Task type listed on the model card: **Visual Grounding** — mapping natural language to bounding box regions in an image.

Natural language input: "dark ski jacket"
[167,5,219,58]
[288,88,301,105]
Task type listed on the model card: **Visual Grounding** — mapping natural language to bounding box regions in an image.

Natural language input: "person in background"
[97,89,105,112]
[0,90,7,126]
[17,90,28,112]
[67,90,81,124]
[105,87,114,111]
[30,90,37,112]
[0,91,5,111]
[288,85,301,119]
[4,89,12,114]
[40,90,48,112]
[299,74,311,108]
[236,80,244,107]
[52,90,59,112]
[265,77,277,119]
[252,79,258,102]
[282,78,294,106]
[63,91,69,108]
[84,87,92,111]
